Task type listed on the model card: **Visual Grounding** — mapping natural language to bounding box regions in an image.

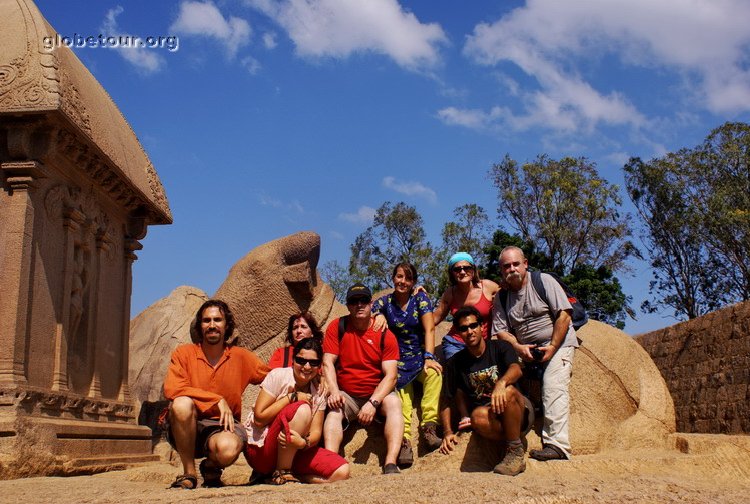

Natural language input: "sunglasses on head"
[452,265,474,273]
[457,321,481,333]
[294,356,322,367]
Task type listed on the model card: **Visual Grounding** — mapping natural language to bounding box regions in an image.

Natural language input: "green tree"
[625,122,750,319]
[319,260,351,304]
[489,154,635,275]
[348,201,436,293]
[484,230,633,328]
[695,123,750,299]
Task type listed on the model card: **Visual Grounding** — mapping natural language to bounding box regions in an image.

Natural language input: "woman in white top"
[244,338,350,484]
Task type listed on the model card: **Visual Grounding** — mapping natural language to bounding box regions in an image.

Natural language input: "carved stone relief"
[0,42,59,111]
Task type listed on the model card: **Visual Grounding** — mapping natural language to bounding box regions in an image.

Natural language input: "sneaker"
[382,463,400,475]
[493,445,526,476]
[421,422,442,451]
[529,444,566,461]
[397,438,414,467]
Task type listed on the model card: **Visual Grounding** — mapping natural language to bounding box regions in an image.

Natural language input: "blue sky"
[35,0,750,334]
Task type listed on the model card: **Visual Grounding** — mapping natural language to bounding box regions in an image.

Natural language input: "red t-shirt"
[323,318,399,397]
[268,346,294,369]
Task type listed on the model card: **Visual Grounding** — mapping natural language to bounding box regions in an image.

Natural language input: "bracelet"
[423,351,436,360]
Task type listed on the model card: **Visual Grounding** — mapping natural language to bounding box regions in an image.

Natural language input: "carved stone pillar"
[87,224,113,399]
[0,161,44,386]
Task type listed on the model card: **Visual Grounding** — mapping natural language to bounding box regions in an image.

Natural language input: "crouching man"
[164,299,269,489]
[439,306,527,476]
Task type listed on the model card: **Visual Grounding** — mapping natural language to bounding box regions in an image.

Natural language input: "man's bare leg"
[205,431,244,468]
[324,409,345,454]
[381,394,404,466]
[169,396,198,477]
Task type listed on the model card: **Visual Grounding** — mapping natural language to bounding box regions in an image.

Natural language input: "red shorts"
[245,401,347,478]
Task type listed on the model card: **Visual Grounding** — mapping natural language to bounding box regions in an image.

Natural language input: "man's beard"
[505,271,523,289]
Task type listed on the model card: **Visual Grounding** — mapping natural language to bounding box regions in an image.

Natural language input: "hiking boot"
[382,463,400,475]
[421,422,442,451]
[397,438,414,467]
[529,444,566,461]
[493,444,526,476]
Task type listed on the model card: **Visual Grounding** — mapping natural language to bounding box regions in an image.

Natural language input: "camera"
[530,345,544,361]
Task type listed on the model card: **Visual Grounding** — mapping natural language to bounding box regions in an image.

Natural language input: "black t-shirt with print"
[445,339,520,408]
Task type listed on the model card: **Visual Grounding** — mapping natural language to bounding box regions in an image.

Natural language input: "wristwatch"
[368,398,380,408]
[424,351,436,360]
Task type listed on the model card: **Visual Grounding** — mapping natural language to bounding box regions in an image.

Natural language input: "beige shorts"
[334,390,398,430]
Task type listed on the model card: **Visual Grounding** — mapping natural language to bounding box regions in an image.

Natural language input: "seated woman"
[371,262,443,464]
[433,252,500,362]
[268,312,324,369]
[245,338,349,484]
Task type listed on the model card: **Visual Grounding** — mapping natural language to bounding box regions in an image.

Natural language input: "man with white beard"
[491,246,578,461]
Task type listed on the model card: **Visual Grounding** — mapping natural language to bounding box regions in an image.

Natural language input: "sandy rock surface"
[1,434,748,503]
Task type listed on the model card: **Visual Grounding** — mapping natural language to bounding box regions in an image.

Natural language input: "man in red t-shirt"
[322,283,405,474]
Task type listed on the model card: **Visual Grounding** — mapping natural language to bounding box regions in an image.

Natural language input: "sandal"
[199,459,224,488]
[169,474,197,490]
[267,469,301,485]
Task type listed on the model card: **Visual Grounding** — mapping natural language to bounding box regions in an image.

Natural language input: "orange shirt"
[164,343,269,420]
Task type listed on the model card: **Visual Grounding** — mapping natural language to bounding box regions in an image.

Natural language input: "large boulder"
[128,286,208,404]
[215,231,347,364]
[567,320,676,453]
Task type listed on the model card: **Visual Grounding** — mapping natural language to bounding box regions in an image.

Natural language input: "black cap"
[345,283,372,303]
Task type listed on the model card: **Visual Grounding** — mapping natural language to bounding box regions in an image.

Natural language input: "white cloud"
[246,0,447,71]
[382,176,437,204]
[171,1,251,58]
[451,0,750,134]
[241,55,262,74]
[258,193,304,213]
[100,6,165,73]
[339,206,376,224]
[329,230,345,240]
[262,31,277,49]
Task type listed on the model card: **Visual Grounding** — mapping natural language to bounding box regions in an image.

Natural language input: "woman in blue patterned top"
[371,262,443,465]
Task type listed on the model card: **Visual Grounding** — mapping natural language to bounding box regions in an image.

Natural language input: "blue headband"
[448,252,475,267]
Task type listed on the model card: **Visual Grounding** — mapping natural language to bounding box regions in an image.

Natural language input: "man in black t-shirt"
[439,306,526,476]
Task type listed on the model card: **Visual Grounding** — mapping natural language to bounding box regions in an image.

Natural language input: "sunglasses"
[452,265,475,273]
[347,298,371,306]
[294,356,322,367]
[457,322,481,333]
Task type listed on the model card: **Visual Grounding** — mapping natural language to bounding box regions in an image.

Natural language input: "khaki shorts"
[334,390,398,430]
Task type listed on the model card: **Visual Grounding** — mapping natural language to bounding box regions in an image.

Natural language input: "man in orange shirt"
[164,299,268,489]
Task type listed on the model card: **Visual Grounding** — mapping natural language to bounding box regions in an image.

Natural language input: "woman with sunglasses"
[433,252,500,361]
[371,262,443,464]
[244,338,350,485]
[268,312,324,369]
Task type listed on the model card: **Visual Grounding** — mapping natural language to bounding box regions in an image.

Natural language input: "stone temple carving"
[0,0,171,477]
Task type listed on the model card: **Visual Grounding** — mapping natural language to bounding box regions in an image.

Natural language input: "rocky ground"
[1,433,749,503]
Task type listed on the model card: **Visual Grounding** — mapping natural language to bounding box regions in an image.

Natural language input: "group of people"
[163,245,578,488]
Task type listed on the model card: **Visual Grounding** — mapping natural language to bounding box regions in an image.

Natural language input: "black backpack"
[498,270,588,331]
